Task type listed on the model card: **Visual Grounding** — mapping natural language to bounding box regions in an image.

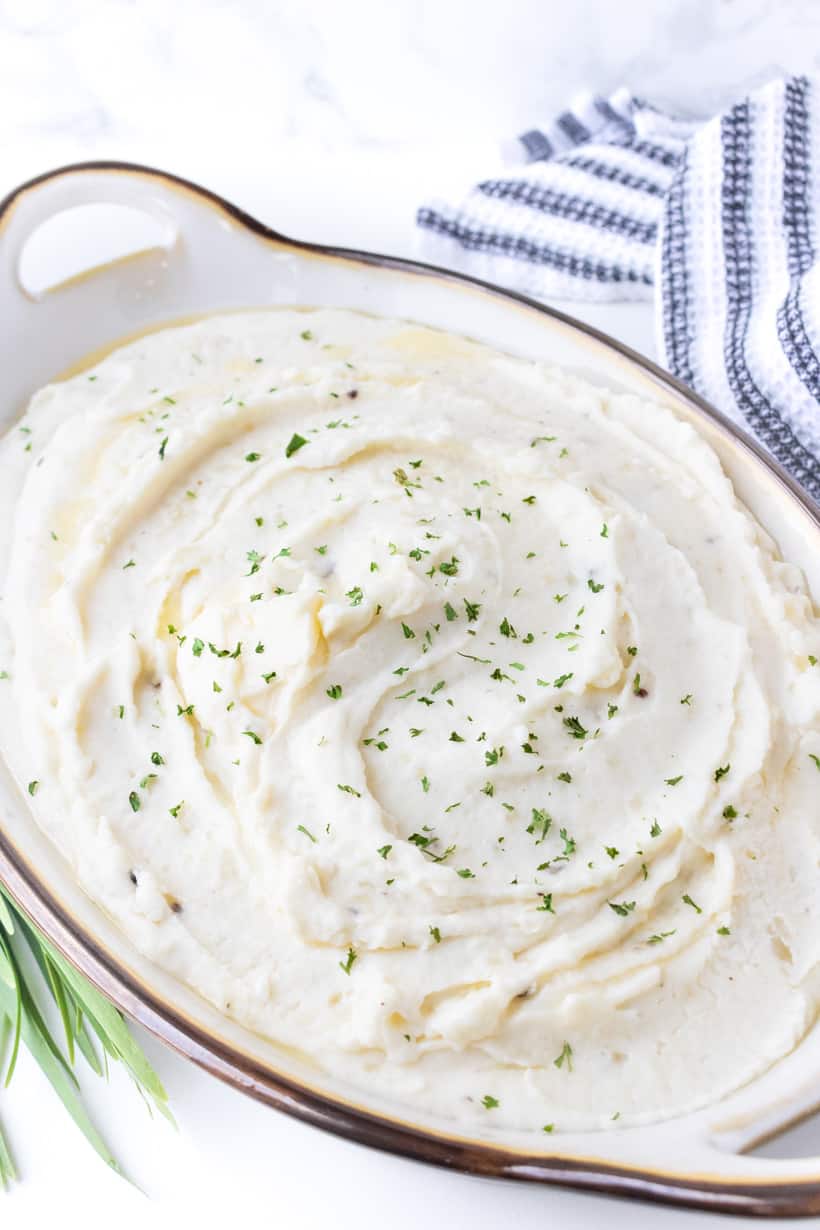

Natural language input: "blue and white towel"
[417,77,820,502]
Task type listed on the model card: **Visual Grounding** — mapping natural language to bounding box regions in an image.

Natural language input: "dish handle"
[0,162,187,305]
[0,162,292,413]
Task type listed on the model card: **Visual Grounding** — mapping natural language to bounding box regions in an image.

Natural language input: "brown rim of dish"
[1,161,819,1218]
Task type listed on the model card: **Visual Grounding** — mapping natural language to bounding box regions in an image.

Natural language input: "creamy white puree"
[1,308,819,1133]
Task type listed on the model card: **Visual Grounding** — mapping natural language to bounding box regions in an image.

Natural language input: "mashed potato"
[1,308,818,1131]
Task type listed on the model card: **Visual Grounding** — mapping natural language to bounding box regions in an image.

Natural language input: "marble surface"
[1,2,818,1228]
[3,0,820,254]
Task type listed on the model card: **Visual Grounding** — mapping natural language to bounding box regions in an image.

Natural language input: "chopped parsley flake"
[339,946,357,975]
[528,808,552,843]
[647,930,676,945]
[559,828,576,856]
[562,715,587,740]
[553,1041,573,1071]
[285,433,308,459]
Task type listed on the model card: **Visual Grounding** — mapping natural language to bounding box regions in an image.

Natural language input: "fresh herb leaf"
[562,715,587,740]
[608,900,635,917]
[0,882,172,1188]
[553,1041,573,1071]
[339,947,357,975]
[285,433,308,459]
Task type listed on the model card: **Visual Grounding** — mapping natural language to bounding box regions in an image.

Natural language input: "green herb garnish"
[284,433,308,459]
[0,884,172,1189]
[553,1041,573,1071]
[339,947,357,975]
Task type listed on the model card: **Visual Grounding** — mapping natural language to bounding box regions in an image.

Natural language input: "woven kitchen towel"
[417,78,820,501]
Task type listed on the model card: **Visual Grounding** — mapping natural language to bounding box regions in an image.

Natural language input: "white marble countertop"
[1,2,817,1227]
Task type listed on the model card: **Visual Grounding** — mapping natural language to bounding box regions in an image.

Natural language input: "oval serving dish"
[1,162,819,1217]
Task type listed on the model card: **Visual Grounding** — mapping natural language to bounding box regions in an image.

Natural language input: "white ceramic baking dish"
[1,162,819,1216]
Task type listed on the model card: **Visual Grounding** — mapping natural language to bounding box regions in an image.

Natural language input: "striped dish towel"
[417,77,820,502]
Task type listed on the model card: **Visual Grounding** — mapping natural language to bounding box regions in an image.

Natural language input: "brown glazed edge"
[1,161,820,1218]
